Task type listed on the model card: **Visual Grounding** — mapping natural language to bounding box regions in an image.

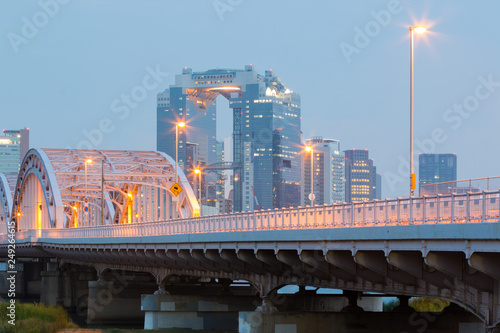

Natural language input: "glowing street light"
[413,26,427,34]
[175,122,186,184]
[173,121,186,218]
[409,26,427,196]
[305,145,315,206]
[194,168,202,216]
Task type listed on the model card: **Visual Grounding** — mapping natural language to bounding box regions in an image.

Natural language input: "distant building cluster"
[156,65,385,215]
[0,128,29,174]
[0,68,463,215]
[419,153,458,195]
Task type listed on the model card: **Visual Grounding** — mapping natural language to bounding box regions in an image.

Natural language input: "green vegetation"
[383,299,399,312]
[409,297,450,312]
[0,302,78,333]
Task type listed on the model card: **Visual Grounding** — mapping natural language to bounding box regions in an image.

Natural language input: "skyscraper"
[419,153,457,194]
[344,149,378,202]
[303,137,345,206]
[157,66,302,211]
[0,128,29,173]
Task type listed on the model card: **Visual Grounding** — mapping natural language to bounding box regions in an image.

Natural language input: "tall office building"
[302,137,345,206]
[419,153,457,194]
[157,66,302,211]
[344,149,378,202]
[0,128,29,173]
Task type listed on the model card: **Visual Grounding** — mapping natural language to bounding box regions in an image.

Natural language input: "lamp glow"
[414,26,427,34]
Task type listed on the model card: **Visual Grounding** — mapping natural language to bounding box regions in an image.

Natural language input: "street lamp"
[194,168,202,216]
[173,121,186,218]
[175,121,186,185]
[305,145,314,206]
[409,25,427,196]
[84,159,92,226]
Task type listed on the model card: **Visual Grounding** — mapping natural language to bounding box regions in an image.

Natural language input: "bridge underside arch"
[46,246,499,328]
[11,149,199,230]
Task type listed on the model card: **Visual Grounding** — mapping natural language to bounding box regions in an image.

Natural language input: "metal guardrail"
[420,176,500,196]
[1,191,499,241]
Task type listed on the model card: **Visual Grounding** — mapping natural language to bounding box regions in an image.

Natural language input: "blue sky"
[2,0,500,199]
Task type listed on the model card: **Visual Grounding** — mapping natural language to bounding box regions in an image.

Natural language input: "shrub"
[383,299,400,312]
[409,297,450,312]
[0,302,78,333]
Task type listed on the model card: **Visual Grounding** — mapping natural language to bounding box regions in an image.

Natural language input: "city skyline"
[157,66,302,211]
[2,1,500,200]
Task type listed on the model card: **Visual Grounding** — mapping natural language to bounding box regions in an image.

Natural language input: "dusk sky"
[2,0,500,199]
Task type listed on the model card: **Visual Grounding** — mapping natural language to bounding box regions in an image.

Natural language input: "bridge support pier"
[40,262,97,312]
[86,270,157,325]
[141,293,260,330]
[40,262,62,306]
[40,261,99,326]
[340,290,364,313]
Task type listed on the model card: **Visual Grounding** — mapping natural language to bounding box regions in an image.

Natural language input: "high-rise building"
[419,153,457,194]
[344,149,378,202]
[157,66,302,211]
[302,137,345,206]
[0,128,29,173]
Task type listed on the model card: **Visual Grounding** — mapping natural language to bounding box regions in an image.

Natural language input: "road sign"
[308,193,316,202]
[83,205,89,213]
[84,197,89,204]
[170,183,183,196]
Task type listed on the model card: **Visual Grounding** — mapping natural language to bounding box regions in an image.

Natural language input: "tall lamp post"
[173,121,185,218]
[194,168,202,216]
[305,145,314,206]
[409,25,427,196]
[175,122,186,184]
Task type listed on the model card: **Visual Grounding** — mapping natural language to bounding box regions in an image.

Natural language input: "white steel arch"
[11,149,199,231]
[0,173,16,233]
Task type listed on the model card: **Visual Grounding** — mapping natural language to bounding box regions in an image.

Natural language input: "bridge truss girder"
[0,173,16,233]
[9,148,199,231]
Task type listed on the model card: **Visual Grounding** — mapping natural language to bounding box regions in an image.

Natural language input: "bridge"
[1,149,500,332]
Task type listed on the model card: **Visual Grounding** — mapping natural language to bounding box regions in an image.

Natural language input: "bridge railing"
[4,190,500,240]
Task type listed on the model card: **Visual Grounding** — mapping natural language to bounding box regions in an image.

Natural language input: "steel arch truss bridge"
[0,173,16,232]
[7,149,199,231]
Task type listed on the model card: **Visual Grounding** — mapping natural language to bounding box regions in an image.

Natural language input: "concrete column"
[86,270,157,325]
[392,295,413,313]
[40,262,61,306]
[142,294,260,330]
[340,290,364,313]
